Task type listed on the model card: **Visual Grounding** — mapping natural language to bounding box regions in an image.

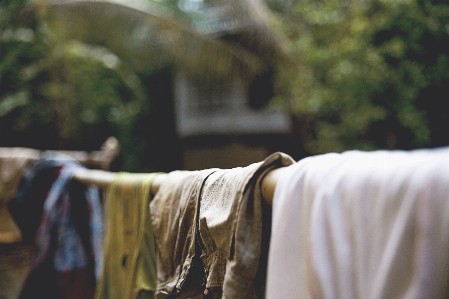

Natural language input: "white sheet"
[266,147,449,299]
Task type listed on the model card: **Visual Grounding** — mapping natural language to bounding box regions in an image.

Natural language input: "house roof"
[24,0,290,78]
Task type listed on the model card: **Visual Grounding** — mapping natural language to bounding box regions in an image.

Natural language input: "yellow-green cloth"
[94,172,161,299]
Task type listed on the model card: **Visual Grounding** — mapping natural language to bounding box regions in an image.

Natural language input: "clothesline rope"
[0,137,120,244]
[72,166,288,205]
[0,137,120,171]
[1,138,288,244]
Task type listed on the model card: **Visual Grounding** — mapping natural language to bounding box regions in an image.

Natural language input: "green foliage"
[3,0,448,172]
[1,0,280,172]
[271,0,449,154]
[0,1,156,171]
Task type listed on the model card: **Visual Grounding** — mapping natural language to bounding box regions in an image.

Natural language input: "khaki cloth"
[150,152,294,299]
[200,152,294,299]
[150,168,219,299]
[266,147,449,299]
[0,147,40,243]
[0,147,40,203]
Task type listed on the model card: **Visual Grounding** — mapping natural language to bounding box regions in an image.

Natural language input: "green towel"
[95,172,162,299]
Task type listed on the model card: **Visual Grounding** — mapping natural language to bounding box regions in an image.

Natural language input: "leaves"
[2,0,290,171]
[272,0,449,153]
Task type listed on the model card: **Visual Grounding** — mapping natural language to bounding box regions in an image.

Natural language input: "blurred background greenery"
[1,0,448,172]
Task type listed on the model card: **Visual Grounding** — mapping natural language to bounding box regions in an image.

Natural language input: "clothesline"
[0,137,286,204]
[0,137,120,244]
[1,140,288,245]
[4,146,449,298]
[0,136,120,171]
[71,163,288,205]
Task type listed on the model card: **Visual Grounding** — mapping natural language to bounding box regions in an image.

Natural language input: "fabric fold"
[266,147,449,299]
[200,152,294,298]
[150,151,294,299]
[150,168,219,299]
[9,153,103,299]
[94,172,161,299]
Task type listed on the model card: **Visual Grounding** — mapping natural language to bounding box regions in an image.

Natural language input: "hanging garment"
[94,172,161,299]
[266,147,449,299]
[150,168,219,299]
[0,147,40,203]
[150,152,294,299]
[9,153,103,299]
[0,147,40,243]
[200,151,294,299]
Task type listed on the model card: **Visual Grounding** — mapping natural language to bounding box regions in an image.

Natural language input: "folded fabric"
[11,153,103,299]
[95,172,161,299]
[0,147,39,203]
[0,147,40,242]
[200,152,294,299]
[150,168,219,299]
[8,156,64,245]
[150,152,294,299]
[33,166,102,275]
[266,147,449,299]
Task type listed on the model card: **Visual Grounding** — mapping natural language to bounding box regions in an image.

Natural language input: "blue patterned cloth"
[9,152,103,293]
[33,163,103,278]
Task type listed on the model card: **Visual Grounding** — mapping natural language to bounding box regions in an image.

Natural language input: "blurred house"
[174,70,291,169]
[21,0,297,171]
[171,0,293,170]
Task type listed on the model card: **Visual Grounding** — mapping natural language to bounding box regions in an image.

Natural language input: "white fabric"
[266,147,449,299]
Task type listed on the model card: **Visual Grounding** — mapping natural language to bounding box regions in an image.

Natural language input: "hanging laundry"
[9,153,69,244]
[266,147,449,299]
[150,168,219,299]
[0,147,40,205]
[200,151,294,299]
[0,147,40,243]
[150,152,294,299]
[94,172,162,299]
[8,152,103,299]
